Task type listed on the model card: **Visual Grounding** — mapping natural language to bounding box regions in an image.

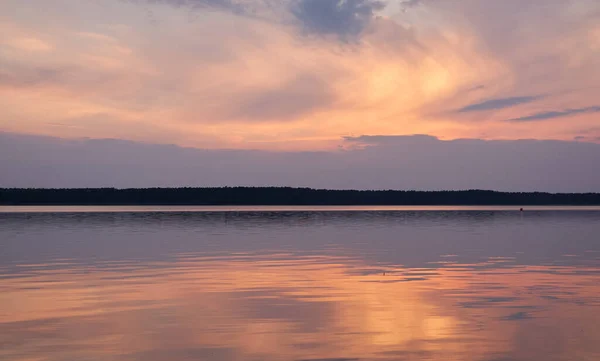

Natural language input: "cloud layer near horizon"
[2,131,599,192]
[1,0,600,150]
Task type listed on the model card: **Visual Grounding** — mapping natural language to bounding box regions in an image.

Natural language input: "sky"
[1,0,600,190]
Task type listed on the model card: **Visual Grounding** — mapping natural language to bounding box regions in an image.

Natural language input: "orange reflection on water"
[1,255,599,361]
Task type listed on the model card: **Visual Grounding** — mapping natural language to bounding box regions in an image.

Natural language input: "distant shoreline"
[1,187,600,206]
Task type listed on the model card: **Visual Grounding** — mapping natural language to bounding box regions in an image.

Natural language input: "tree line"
[1,187,599,205]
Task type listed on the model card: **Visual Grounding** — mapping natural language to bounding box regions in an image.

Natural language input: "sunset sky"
[1,0,600,190]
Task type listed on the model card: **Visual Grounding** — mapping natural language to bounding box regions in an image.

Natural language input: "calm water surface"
[1,207,600,361]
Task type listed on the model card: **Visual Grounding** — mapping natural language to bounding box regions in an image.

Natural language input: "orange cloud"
[1,0,599,150]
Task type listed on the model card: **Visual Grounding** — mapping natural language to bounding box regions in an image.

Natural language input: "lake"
[1,207,600,361]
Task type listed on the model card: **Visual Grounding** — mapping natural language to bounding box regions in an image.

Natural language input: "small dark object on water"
[520,208,524,212]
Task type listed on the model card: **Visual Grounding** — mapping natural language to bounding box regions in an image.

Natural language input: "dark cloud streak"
[458,96,541,113]
[0,65,75,88]
[139,0,248,14]
[508,106,600,122]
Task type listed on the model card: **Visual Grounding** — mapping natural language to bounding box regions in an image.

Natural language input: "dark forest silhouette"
[1,187,600,205]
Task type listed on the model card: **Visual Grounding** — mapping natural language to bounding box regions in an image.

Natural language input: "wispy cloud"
[134,0,250,14]
[458,96,541,113]
[508,106,600,122]
[224,74,336,121]
[400,0,422,9]
[2,0,600,149]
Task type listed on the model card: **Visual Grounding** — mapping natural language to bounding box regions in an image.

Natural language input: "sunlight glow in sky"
[1,0,599,151]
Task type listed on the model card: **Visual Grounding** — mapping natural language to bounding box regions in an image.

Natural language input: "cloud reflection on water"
[1,252,599,361]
